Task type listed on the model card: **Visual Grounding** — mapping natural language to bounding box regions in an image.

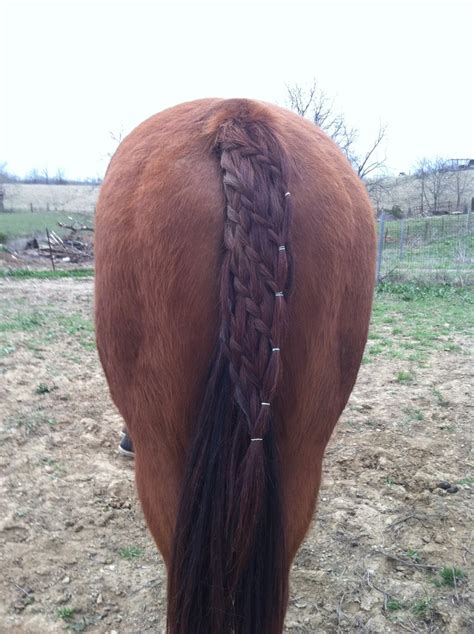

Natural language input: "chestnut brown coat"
[95,98,376,633]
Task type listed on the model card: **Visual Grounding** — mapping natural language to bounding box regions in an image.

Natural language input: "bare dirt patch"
[0,279,472,632]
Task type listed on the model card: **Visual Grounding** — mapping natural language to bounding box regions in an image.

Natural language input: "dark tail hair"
[167,112,293,634]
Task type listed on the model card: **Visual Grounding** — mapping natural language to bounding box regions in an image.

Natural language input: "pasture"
[0,276,471,632]
[0,211,93,242]
[377,214,473,286]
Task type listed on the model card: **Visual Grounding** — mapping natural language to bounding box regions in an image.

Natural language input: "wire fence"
[376,212,474,285]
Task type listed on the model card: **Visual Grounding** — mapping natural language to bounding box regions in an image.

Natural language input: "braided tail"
[167,114,293,634]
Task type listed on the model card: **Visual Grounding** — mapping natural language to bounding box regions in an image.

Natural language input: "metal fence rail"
[376,212,473,285]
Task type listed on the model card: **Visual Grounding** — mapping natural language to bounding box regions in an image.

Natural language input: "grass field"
[381,213,471,242]
[366,282,473,365]
[378,214,473,284]
[0,210,94,242]
[2,268,94,280]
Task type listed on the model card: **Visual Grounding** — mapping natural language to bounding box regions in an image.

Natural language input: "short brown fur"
[95,98,376,632]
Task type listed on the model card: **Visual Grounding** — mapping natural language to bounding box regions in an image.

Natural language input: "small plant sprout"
[396,370,415,383]
[118,546,144,560]
[57,606,75,620]
[439,566,466,587]
[406,548,421,563]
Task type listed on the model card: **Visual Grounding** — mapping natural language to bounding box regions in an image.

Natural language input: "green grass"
[0,210,93,240]
[6,413,58,435]
[402,407,424,422]
[118,546,144,560]
[438,566,466,587]
[0,344,16,357]
[57,606,75,620]
[376,280,473,302]
[381,214,470,243]
[386,598,403,611]
[396,370,415,383]
[455,474,474,486]
[363,282,473,364]
[57,315,94,335]
[56,606,93,631]
[0,299,95,350]
[433,388,450,408]
[0,310,48,332]
[3,268,94,279]
[380,214,471,252]
[35,382,52,395]
[411,597,433,618]
[378,214,474,284]
[405,548,421,563]
[1,277,472,394]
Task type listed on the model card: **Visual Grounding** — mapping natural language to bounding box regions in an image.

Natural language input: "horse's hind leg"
[133,436,182,567]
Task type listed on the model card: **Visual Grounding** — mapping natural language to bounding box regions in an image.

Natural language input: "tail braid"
[216,118,292,583]
[168,113,292,634]
[218,119,292,441]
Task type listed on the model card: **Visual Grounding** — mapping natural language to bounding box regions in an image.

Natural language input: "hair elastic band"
[250,438,263,442]
[261,402,270,407]
[272,347,280,352]
[275,291,284,297]
[278,245,286,251]
[285,192,291,197]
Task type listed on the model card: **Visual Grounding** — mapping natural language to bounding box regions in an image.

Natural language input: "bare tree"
[352,125,387,180]
[107,127,125,158]
[25,168,42,183]
[414,157,450,215]
[413,158,430,215]
[0,162,18,183]
[453,168,469,210]
[286,80,387,182]
[286,81,356,156]
[368,177,392,215]
[54,168,66,184]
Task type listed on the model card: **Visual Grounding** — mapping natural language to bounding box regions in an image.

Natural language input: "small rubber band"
[261,402,270,407]
[250,438,263,442]
[272,347,280,352]
[285,192,291,197]
[278,245,286,251]
[275,291,284,297]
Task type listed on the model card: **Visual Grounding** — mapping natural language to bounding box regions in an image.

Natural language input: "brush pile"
[3,218,94,269]
[33,219,93,264]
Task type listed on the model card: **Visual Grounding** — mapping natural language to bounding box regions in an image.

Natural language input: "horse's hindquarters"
[94,98,376,631]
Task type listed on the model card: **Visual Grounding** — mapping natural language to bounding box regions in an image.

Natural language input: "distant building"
[447,158,474,170]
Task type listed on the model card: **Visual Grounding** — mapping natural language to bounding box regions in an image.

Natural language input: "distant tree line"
[412,157,471,215]
[370,158,473,218]
[0,162,102,185]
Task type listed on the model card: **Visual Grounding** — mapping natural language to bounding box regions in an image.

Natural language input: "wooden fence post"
[46,228,56,272]
[399,217,405,259]
[376,213,385,283]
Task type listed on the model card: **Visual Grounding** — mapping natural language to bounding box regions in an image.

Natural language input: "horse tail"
[167,107,293,634]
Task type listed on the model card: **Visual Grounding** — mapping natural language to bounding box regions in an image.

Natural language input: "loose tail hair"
[167,113,293,634]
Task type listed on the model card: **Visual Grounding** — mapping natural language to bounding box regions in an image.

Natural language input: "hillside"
[2,169,474,216]
[369,169,474,216]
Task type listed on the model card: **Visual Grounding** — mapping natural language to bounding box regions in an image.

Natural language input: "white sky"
[1,0,473,179]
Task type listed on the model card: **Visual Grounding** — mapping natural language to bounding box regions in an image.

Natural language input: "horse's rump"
[95,98,376,633]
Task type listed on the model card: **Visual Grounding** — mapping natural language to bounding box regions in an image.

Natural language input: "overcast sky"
[1,0,473,179]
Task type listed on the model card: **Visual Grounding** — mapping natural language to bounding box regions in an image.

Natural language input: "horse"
[94,98,376,633]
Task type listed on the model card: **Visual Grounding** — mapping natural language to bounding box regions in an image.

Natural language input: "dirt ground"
[0,278,472,633]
